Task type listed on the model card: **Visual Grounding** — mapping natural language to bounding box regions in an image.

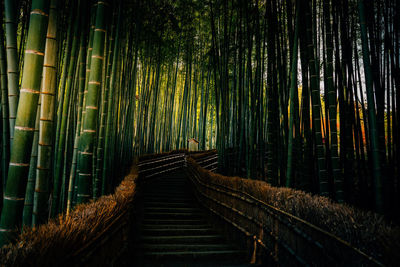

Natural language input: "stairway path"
[133,170,250,267]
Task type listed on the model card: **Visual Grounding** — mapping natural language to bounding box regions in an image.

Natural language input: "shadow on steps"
[120,170,254,267]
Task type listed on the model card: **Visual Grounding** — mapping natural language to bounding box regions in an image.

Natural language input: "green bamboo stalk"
[67,19,87,215]
[53,2,75,168]
[59,88,76,213]
[0,26,10,199]
[76,0,108,204]
[265,0,279,185]
[357,0,383,212]
[4,0,19,145]
[80,3,97,135]
[93,14,113,197]
[0,0,50,246]
[166,44,180,151]
[286,1,299,187]
[33,0,58,226]
[22,104,40,227]
[324,0,343,203]
[102,6,121,195]
[74,4,97,204]
[304,0,328,196]
[51,2,81,217]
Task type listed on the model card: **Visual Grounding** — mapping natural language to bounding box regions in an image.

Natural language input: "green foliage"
[0,0,398,248]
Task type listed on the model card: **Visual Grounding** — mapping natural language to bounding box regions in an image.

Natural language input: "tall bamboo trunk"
[4,0,20,146]
[0,26,10,205]
[357,0,383,212]
[33,0,58,225]
[76,0,108,204]
[286,1,299,187]
[0,0,50,246]
[324,0,343,202]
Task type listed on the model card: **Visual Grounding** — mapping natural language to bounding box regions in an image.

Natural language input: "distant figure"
[187,138,199,151]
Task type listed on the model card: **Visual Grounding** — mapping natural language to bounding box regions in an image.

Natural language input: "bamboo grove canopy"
[0,0,399,246]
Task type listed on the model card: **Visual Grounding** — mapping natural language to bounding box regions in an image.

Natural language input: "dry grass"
[0,164,138,267]
[187,157,400,266]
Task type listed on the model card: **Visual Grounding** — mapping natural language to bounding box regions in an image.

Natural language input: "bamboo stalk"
[0,0,50,246]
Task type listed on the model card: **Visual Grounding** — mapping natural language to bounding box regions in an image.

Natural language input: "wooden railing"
[4,151,384,266]
[185,157,383,267]
[66,209,131,266]
[138,152,186,180]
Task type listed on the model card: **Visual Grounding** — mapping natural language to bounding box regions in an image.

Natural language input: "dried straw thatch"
[0,164,138,267]
[187,157,400,266]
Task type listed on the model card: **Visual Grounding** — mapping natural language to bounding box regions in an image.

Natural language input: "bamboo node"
[15,126,35,131]
[25,50,45,56]
[78,173,91,177]
[31,9,49,17]
[40,91,55,96]
[4,195,25,201]
[38,142,52,146]
[95,1,110,7]
[77,194,91,197]
[34,188,48,193]
[0,228,14,232]
[89,81,101,85]
[43,64,57,69]
[21,88,41,94]
[92,55,104,60]
[10,162,30,167]
[86,106,98,110]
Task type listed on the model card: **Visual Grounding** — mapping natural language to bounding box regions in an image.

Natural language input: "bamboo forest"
[0,0,399,266]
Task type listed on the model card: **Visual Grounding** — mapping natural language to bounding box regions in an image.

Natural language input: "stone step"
[135,170,247,266]
[142,250,246,260]
[144,207,200,213]
[143,195,192,200]
[143,192,192,197]
[144,201,197,208]
[144,212,203,220]
[143,196,194,202]
[144,192,190,196]
[142,219,207,225]
[141,235,224,244]
[142,228,216,236]
[139,243,237,252]
[142,224,211,230]
[145,184,188,189]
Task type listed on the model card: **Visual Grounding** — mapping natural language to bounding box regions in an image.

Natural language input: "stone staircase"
[134,170,249,266]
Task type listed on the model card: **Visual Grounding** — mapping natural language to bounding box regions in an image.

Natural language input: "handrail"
[138,153,186,180]
[139,153,185,166]
[11,151,381,266]
[67,209,129,264]
[196,154,218,164]
[186,158,383,266]
[139,158,185,174]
